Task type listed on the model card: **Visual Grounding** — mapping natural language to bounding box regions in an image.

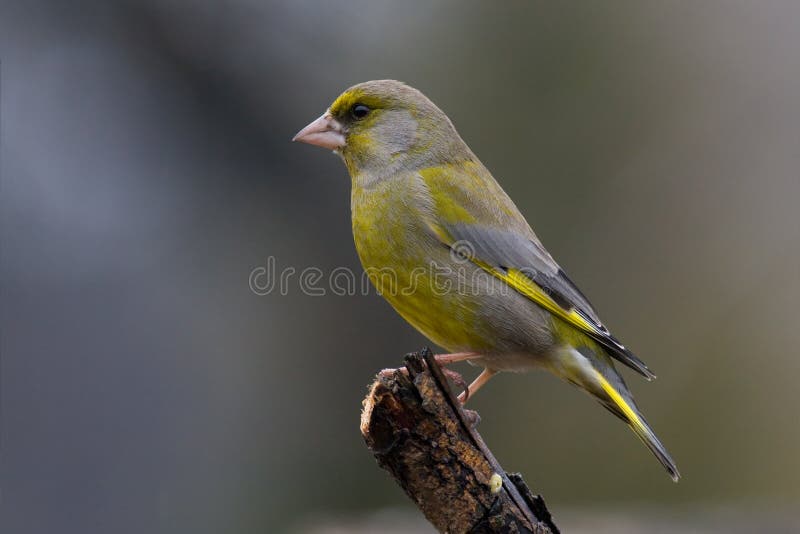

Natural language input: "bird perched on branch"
[293,80,679,481]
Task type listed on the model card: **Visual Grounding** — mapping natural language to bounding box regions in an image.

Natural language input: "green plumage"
[297,79,679,481]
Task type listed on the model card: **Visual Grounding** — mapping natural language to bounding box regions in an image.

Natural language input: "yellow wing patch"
[486,265,600,336]
[425,218,612,355]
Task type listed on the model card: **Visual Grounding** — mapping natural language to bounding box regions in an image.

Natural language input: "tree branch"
[360,348,559,534]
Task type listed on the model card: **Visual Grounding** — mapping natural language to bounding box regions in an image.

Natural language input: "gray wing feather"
[443,222,655,379]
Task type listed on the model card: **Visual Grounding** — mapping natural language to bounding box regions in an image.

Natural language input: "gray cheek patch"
[373,110,418,156]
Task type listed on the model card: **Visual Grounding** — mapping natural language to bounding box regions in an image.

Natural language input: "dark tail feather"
[595,374,680,481]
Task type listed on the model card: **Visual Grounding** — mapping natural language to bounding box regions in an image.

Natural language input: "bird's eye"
[351,104,370,120]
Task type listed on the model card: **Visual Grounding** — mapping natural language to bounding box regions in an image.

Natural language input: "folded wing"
[433,220,656,380]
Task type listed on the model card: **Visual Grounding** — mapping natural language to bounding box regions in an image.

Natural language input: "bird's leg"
[434,351,480,365]
[433,352,481,400]
[380,352,478,384]
[440,367,469,399]
[458,368,497,405]
[385,352,489,406]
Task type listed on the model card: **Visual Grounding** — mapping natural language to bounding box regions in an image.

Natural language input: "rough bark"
[360,348,559,534]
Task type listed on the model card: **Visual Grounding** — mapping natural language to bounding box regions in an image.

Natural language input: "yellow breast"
[350,177,487,352]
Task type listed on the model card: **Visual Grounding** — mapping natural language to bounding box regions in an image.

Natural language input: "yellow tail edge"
[595,370,681,482]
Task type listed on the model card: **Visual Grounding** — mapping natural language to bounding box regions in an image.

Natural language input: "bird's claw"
[441,367,470,404]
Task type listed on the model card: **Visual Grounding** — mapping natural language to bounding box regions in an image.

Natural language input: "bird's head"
[293,80,473,181]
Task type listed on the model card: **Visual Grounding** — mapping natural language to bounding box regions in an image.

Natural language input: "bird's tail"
[553,346,680,482]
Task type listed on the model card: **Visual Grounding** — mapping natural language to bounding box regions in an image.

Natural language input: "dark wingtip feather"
[614,342,656,380]
[625,353,657,380]
[611,345,657,380]
[637,361,657,381]
[669,467,681,483]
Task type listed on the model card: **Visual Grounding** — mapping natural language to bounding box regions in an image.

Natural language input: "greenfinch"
[294,80,679,481]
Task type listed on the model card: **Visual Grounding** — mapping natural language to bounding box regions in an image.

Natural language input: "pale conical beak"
[292,112,345,150]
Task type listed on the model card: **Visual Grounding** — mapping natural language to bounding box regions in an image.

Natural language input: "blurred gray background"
[2,1,799,533]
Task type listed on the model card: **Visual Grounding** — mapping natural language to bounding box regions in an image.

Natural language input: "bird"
[293,80,679,481]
